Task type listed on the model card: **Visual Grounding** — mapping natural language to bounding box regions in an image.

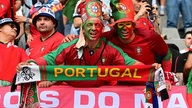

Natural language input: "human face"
[36,16,55,33]
[116,21,134,40]
[83,18,103,41]
[132,0,142,13]
[0,23,17,40]
[184,33,192,48]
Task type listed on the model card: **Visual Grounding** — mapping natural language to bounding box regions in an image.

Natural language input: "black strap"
[10,0,14,20]
[10,74,17,92]
[24,3,31,9]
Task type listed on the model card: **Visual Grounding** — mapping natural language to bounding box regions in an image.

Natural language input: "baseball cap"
[32,7,57,27]
[0,18,20,36]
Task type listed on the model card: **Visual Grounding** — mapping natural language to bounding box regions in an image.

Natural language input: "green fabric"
[110,0,127,21]
[62,0,79,23]
[44,38,78,65]
[163,48,172,61]
[0,80,11,86]
[187,70,192,93]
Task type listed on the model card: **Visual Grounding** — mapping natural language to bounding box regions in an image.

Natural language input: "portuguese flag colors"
[187,70,192,107]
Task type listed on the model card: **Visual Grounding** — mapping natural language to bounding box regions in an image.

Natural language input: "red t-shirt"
[0,43,29,82]
[29,32,64,59]
[0,0,16,20]
[136,17,154,30]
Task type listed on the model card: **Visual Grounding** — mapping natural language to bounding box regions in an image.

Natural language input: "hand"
[38,81,55,88]
[26,34,33,46]
[102,13,110,21]
[63,34,76,43]
[15,16,27,23]
[165,80,172,91]
[152,63,161,69]
[138,2,151,16]
[16,62,31,72]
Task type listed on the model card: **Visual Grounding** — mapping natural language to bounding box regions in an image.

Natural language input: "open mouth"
[121,31,129,36]
[90,31,97,35]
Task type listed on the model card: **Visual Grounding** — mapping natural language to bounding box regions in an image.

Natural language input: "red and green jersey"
[0,42,29,82]
[34,38,137,87]
[29,32,64,59]
[104,28,168,65]
[136,17,154,30]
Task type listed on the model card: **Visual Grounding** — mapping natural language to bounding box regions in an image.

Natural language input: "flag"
[186,70,192,107]
[16,65,156,84]
[62,0,79,23]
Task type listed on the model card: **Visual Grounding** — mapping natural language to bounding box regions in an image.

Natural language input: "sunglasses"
[117,22,133,29]
[8,23,17,29]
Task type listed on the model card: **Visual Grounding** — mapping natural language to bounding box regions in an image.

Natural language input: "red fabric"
[187,93,192,108]
[29,32,64,59]
[135,18,154,30]
[0,0,16,20]
[0,43,29,82]
[104,28,168,65]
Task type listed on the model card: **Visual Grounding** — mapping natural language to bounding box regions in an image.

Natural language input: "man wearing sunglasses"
[0,18,29,86]
[101,0,172,89]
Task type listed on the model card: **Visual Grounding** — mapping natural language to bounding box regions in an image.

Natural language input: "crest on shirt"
[101,57,106,64]
[0,4,4,9]
[40,46,46,52]
[135,46,142,55]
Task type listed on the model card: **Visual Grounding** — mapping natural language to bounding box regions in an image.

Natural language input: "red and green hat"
[79,0,102,23]
[110,0,135,26]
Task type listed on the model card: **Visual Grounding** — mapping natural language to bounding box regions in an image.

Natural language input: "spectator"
[29,7,64,88]
[180,31,192,54]
[15,0,64,47]
[18,0,149,87]
[166,0,192,32]
[108,0,172,87]
[183,32,192,85]
[133,0,161,35]
[0,18,29,86]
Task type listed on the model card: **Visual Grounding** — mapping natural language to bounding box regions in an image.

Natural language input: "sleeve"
[175,55,184,72]
[72,0,81,18]
[189,41,192,52]
[35,41,76,65]
[20,48,30,62]
[175,52,189,72]
[147,31,168,56]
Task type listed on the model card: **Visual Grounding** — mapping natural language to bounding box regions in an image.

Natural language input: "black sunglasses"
[8,23,17,29]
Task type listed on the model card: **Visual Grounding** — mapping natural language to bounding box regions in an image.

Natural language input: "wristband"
[25,18,30,23]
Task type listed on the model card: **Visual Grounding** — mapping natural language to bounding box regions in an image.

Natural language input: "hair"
[184,31,192,38]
